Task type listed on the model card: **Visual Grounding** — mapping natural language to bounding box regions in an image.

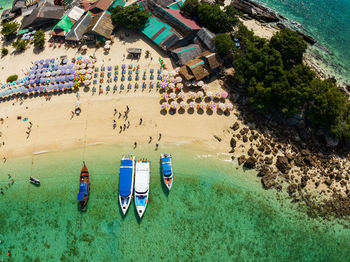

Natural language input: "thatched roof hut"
[171,44,202,66]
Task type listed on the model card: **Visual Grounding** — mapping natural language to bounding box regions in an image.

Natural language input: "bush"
[7,74,18,83]
[1,21,19,39]
[212,34,235,57]
[181,0,199,17]
[1,47,8,56]
[111,5,150,30]
[33,29,45,48]
[12,38,27,51]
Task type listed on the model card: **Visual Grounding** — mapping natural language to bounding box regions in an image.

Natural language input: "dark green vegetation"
[1,47,8,56]
[233,27,350,139]
[212,34,235,56]
[111,5,150,30]
[7,74,18,82]
[33,29,46,48]
[0,21,19,39]
[181,1,239,33]
[12,38,27,51]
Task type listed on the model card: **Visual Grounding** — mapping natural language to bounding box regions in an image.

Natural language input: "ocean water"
[0,0,13,12]
[255,0,350,85]
[0,144,350,261]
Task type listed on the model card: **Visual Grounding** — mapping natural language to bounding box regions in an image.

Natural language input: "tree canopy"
[181,0,199,18]
[7,74,18,83]
[1,21,19,39]
[212,34,235,57]
[269,28,307,69]
[1,47,8,56]
[111,5,150,30]
[33,29,46,48]
[12,39,27,51]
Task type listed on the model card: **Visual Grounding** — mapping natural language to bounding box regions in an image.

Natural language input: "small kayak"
[29,176,40,185]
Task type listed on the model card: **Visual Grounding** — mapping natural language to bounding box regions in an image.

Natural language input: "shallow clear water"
[256,0,350,84]
[0,144,350,261]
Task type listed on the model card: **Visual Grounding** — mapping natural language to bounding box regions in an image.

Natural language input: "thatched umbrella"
[225,102,233,111]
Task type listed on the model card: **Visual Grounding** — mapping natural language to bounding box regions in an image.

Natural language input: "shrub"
[1,21,19,39]
[33,29,46,48]
[12,39,27,51]
[1,47,8,56]
[111,5,150,30]
[7,74,18,83]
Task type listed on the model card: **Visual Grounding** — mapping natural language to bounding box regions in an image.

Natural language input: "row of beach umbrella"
[161,91,228,99]
[0,82,75,97]
[161,101,233,110]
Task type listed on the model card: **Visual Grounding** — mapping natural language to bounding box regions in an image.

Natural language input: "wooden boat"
[134,159,150,219]
[161,153,173,190]
[29,176,40,185]
[118,155,135,216]
[77,162,89,211]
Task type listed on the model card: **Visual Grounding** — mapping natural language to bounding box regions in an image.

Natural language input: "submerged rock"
[276,156,290,173]
[243,156,256,169]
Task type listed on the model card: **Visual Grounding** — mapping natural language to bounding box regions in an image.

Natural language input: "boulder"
[287,184,298,196]
[257,166,269,177]
[238,155,246,165]
[243,156,256,169]
[230,138,237,148]
[231,122,240,131]
[335,173,343,182]
[242,135,248,142]
[264,157,273,165]
[276,156,290,173]
[248,148,254,156]
[262,173,276,189]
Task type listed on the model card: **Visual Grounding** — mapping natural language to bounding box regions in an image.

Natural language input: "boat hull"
[118,156,135,216]
[161,154,173,191]
[134,160,150,219]
[135,192,148,218]
[78,163,89,211]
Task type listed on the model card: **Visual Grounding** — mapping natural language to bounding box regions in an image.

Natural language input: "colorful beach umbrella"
[161,102,169,110]
[178,92,185,99]
[180,101,187,108]
[161,93,168,99]
[198,102,206,109]
[207,101,215,110]
[189,101,196,108]
[170,101,178,109]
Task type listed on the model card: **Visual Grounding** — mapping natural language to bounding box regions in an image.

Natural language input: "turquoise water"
[1,144,350,261]
[256,0,350,85]
[0,0,13,12]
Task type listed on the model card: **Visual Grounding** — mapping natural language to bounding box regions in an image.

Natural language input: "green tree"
[7,74,18,83]
[212,33,235,57]
[33,29,46,48]
[1,47,8,56]
[269,28,307,69]
[1,21,19,39]
[181,0,199,17]
[12,39,27,51]
[111,5,150,30]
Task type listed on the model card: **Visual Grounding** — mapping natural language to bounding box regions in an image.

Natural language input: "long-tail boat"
[77,162,89,211]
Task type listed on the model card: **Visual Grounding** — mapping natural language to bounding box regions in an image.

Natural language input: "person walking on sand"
[123,124,126,131]
[114,109,117,116]
[134,142,137,148]
[118,112,122,119]
[126,105,129,112]
[158,133,162,141]
[139,118,143,125]
[127,121,130,128]
[149,136,152,143]
[113,123,116,129]
[155,143,159,150]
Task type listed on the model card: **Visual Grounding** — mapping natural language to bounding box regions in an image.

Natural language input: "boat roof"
[77,182,88,200]
[119,159,133,197]
[135,162,150,193]
[161,157,172,176]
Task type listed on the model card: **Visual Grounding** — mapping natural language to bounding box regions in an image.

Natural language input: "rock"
[242,135,248,142]
[257,166,269,177]
[264,157,273,165]
[264,147,271,155]
[335,173,343,182]
[230,138,236,148]
[231,122,240,131]
[214,135,222,142]
[243,156,256,169]
[300,176,308,188]
[262,173,276,189]
[324,179,332,186]
[287,184,298,196]
[238,155,246,165]
[276,156,290,173]
[258,145,265,152]
[248,148,254,156]
[236,134,241,139]
[249,135,254,142]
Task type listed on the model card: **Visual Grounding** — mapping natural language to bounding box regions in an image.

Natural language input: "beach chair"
[136,69,139,74]
[106,85,110,91]
[121,75,125,81]
[143,75,146,80]
[92,87,96,93]
[100,72,104,78]
[114,66,118,71]
[122,64,126,69]
[157,69,161,74]
[94,73,98,78]
[108,66,112,71]
[101,66,105,71]
[128,70,132,75]
[114,76,118,82]
[128,83,132,89]
[150,75,154,80]
[142,83,146,89]
[107,72,111,78]
[95,67,99,72]
[120,84,124,90]
[115,71,118,75]
[156,82,160,89]
[122,69,126,75]
[150,83,154,89]
[113,84,118,91]
[109,79,113,83]
[128,75,132,81]
[93,80,97,85]
[135,75,139,81]
[150,69,154,74]
[135,83,139,89]
[157,75,162,80]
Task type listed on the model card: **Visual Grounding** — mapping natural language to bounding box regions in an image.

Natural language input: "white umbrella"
[169,70,176,77]
[198,101,206,109]
[180,101,187,108]
[178,91,185,99]
[83,80,91,85]
[176,76,182,83]
[169,92,177,99]
[105,40,111,45]
[80,69,86,74]
[202,84,209,91]
[225,102,233,111]
[161,70,169,76]
[197,80,204,87]
[80,63,86,69]
[218,103,226,111]
[88,63,94,68]
[189,101,196,108]
[85,74,92,79]
[206,91,214,98]
[74,65,80,70]
[87,68,93,74]
[175,67,180,73]
[170,101,178,109]
[188,91,196,99]
[197,91,204,98]
[104,44,110,50]
[81,45,88,50]
[168,83,175,89]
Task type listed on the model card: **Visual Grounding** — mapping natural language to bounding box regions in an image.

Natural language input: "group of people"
[113,106,131,133]
[25,121,33,139]
[0,174,14,196]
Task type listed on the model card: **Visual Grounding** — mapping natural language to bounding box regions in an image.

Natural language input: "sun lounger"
[106,85,110,91]
[128,76,132,81]
[108,66,112,71]
[128,83,132,89]
[156,82,160,89]
[150,75,154,80]
[135,83,139,89]
[122,64,126,69]
[135,75,139,81]
[121,75,125,81]
[114,66,118,71]
[115,71,118,75]
[113,85,118,91]
[142,83,146,89]
[120,84,124,90]
[143,75,146,80]
[122,69,126,74]
[150,83,154,89]
[95,68,99,72]
[114,76,118,82]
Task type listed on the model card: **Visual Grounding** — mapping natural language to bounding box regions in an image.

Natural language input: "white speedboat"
[118,155,135,216]
[134,159,150,219]
[161,153,173,190]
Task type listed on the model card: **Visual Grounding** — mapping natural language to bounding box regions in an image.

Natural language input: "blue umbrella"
[39,59,44,64]
[45,59,50,64]
[58,83,64,89]
[50,58,55,63]
[34,78,40,84]
[64,83,70,88]
[67,64,73,69]
[70,69,75,74]
[34,60,39,65]
[30,74,36,79]
[63,59,68,64]
[23,88,29,94]
[43,63,49,68]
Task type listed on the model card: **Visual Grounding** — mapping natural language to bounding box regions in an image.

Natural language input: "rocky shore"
[222,81,350,219]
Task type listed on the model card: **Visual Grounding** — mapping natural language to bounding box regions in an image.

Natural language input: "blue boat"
[161,153,173,190]
[77,162,90,211]
[119,156,135,215]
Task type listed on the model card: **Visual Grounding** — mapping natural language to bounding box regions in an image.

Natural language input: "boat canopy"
[119,159,133,197]
[135,162,150,193]
[161,157,172,176]
[77,182,88,201]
